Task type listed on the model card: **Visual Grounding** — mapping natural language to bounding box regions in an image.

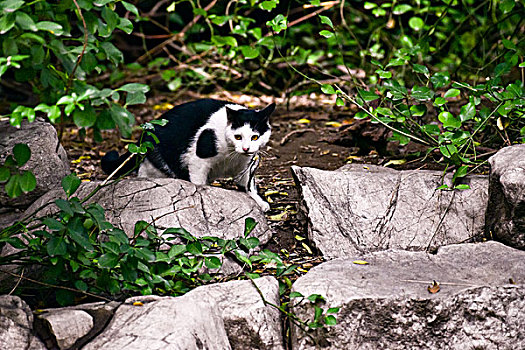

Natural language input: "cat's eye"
[234,135,242,140]
[251,135,259,141]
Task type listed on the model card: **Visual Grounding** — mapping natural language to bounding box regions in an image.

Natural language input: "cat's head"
[225,103,275,155]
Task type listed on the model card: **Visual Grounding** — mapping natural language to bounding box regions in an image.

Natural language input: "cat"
[101,98,275,212]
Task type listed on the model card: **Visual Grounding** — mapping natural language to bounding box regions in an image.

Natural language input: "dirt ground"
[61,91,461,271]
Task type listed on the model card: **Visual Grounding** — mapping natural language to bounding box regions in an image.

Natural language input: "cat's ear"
[226,107,237,124]
[260,103,276,120]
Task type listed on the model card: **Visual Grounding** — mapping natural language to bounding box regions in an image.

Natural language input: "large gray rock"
[34,301,120,349]
[485,144,525,249]
[292,164,488,258]
[188,276,284,350]
[84,295,231,349]
[291,241,525,349]
[0,118,70,210]
[24,177,271,244]
[0,295,46,350]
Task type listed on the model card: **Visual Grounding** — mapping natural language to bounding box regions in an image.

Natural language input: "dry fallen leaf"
[133,301,144,306]
[297,118,311,124]
[352,260,369,265]
[384,159,407,167]
[427,280,440,294]
[325,121,342,127]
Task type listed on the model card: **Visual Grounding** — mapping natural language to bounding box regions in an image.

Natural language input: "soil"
[60,91,471,273]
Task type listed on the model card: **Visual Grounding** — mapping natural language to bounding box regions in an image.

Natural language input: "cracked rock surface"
[292,164,488,258]
[25,178,271,244]
[84,277,281,350]
[0,119,70,211]
[291,241,525,350]
[485,144,525,249]
[0,295,46,350]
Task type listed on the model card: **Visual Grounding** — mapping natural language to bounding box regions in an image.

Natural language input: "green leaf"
[68,217,94,251]
[364,2,377,9]
[211,35,238,47]
[319,15,333,29]
[47,237,67,256]
[376,69,392,79]
[290,291,304,298]
[5,175,21,198]
[0,13,15,34]
[455,184,471,190]
[117,83,150,93]
[434,97,447,106]
[0,167,9,182]
[327,307,340,314]
[13,143,31,166]
[412,64,429,75]
[101,42,123,65]
[99,253,119,268]
[204,256,222,269]
[125,91,147,106]
[244,217,257,236]
[499,0,515,13]
[459,102,476,121]
[122,1,139,16]
[324,315,337,326]
[438,111,461,129]
[19,171,36,193]
[73,105,96,128]
[109,104,135,138]
[260,0,278,11]
[411,86,434,101]
[444,88,460,98]
[36,21,64,36]
[168,245,186,258]
[393,4,412,14]
[431,72,450,88]
[408,17,424,31]
[357,89,380,102]
[43,217,65,231]
[1,0,24,12]
[410,104,427,117]
[117,17,133,34]
[187,241,203,256]
[321,84,336,95]
[336,97,345,106]
[319,30,334,38]
[15,12,37,31]
[55,199,74,216]
[240,46,260,59]
[61,173,81,197]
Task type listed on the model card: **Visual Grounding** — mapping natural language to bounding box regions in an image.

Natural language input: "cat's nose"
[242,147,249,152]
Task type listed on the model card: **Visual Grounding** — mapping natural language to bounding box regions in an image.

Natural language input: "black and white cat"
[101,99,275,212]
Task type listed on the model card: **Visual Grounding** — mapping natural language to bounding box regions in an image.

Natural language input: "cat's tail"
[101,151,140,177]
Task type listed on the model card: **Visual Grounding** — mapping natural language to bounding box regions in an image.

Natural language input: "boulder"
[485,144,525,249]
[24,177,271,244]
[0,295,46,350]
[291,241,525,349]
[292,164,488,258]
[84,295,231,349]
[0,118,70,210]
[187,276,284,350]
[34,301,120,349]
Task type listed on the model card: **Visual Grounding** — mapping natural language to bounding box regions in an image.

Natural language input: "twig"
[280,128,316,146]
[100,152,136,187]
[0,269,112,302]
[401,279,485,288]
[8,267,24,295]
[426,191,455,252]
[137,0,219,63]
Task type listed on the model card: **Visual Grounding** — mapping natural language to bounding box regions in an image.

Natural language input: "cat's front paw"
[259,201,271,213]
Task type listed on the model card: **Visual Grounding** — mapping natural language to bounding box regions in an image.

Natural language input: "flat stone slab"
[84,276,282,349]
[0,295,46,350]
[25,177,271,244]
[291,241,525,349]
[292,164,488,258]
[485,144,525,249]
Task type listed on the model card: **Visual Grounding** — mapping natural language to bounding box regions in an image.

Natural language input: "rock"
[485,144,525,249]
[188,276,284,350]
[24,177,271,244]
[291,241,525,349]
[34,301,120,349]
[84,294,232,349]
[292,164,488,258]
[0,118,70,210]
[0,295,46,350]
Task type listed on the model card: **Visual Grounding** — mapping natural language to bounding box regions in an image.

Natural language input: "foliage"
[0,143,36,198]
[0,0,148,139]
[0,175,276,304]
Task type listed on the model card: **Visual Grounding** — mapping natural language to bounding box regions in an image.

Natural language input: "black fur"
[101,150,140,177]
[196,129,218,158]
[226,103,275,135]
